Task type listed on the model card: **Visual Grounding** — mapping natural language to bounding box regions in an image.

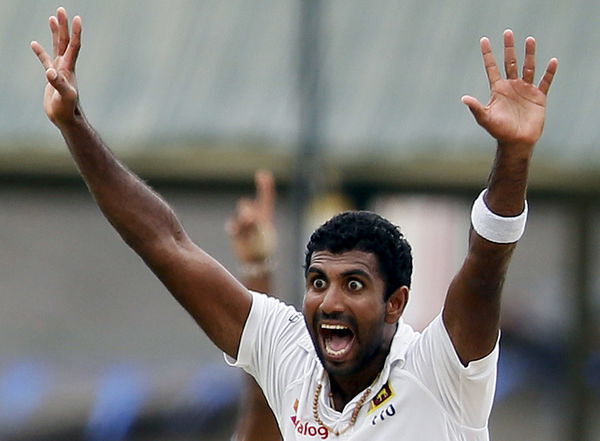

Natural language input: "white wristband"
[470,189,528,243]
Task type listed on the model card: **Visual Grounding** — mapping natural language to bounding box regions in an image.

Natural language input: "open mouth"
[320,324,356,359]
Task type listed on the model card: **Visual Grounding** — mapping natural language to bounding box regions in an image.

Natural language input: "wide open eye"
[347,279,364,291]
[312,278,327,289]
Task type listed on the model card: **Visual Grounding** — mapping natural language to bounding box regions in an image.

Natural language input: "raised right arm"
[31,8,251,358]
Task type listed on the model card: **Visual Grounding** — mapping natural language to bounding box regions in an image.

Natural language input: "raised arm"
[30,8,251,358]
[226,170,277,294]
[226,170,282,441]
[443,30,558,364]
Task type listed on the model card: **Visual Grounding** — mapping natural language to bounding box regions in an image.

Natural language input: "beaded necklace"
[312,378,372,437]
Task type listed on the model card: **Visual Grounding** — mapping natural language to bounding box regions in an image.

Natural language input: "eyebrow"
[340,269,371,280]
[306,267,371,280]
[306,267,326,277]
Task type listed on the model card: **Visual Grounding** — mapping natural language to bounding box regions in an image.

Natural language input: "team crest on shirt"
[368,381,395,414]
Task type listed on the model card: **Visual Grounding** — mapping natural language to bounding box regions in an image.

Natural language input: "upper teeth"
[321,324,348,330]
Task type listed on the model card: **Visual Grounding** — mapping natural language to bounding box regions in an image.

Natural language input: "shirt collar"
[305,318,420,418]
[388,317,419,365]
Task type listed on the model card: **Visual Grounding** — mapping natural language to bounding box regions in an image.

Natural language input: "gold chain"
[312,381,371,437]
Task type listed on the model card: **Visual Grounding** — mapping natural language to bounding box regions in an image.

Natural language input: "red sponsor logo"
[290,399,329,439]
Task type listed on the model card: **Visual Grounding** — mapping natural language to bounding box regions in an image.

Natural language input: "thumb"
[46,68,77,101]
[461,95,485,121]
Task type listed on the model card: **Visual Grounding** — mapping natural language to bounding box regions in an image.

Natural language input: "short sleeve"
[225,291,305,415]
[403,313,499,428]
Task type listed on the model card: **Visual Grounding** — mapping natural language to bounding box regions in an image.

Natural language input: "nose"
[319,286,345,315]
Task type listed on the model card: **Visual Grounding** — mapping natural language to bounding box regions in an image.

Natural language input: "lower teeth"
[325,343,350,356]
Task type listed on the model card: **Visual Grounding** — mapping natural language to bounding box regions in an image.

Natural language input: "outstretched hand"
[227,170,277,264]
[462,30,558,147]
[31,7,82,127]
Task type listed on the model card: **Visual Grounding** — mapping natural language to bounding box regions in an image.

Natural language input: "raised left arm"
[443,30,558,364]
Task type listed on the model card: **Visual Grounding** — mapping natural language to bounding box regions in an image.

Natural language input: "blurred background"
[1,0,599,440]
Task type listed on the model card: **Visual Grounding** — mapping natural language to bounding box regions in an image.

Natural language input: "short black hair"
[304,211,412,299]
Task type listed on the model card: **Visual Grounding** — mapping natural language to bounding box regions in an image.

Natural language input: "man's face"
[303,250,397,377]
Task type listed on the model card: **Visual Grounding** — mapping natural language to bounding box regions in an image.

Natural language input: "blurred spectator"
[226,170,282,441]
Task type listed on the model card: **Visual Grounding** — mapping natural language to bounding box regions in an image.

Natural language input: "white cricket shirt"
[227,291,498,441]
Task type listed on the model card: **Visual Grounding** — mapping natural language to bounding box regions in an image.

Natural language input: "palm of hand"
[31,8,82,126]
[44,56,78,123]
[482,78,547,145]
[462,31,557,148]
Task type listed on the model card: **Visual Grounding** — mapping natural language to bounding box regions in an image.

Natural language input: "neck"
[327,348,388,411]
[325,323,398,411]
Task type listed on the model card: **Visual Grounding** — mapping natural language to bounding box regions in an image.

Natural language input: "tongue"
[328,333,352,352]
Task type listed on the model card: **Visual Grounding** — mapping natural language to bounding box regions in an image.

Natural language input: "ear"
[384,286,409,324]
